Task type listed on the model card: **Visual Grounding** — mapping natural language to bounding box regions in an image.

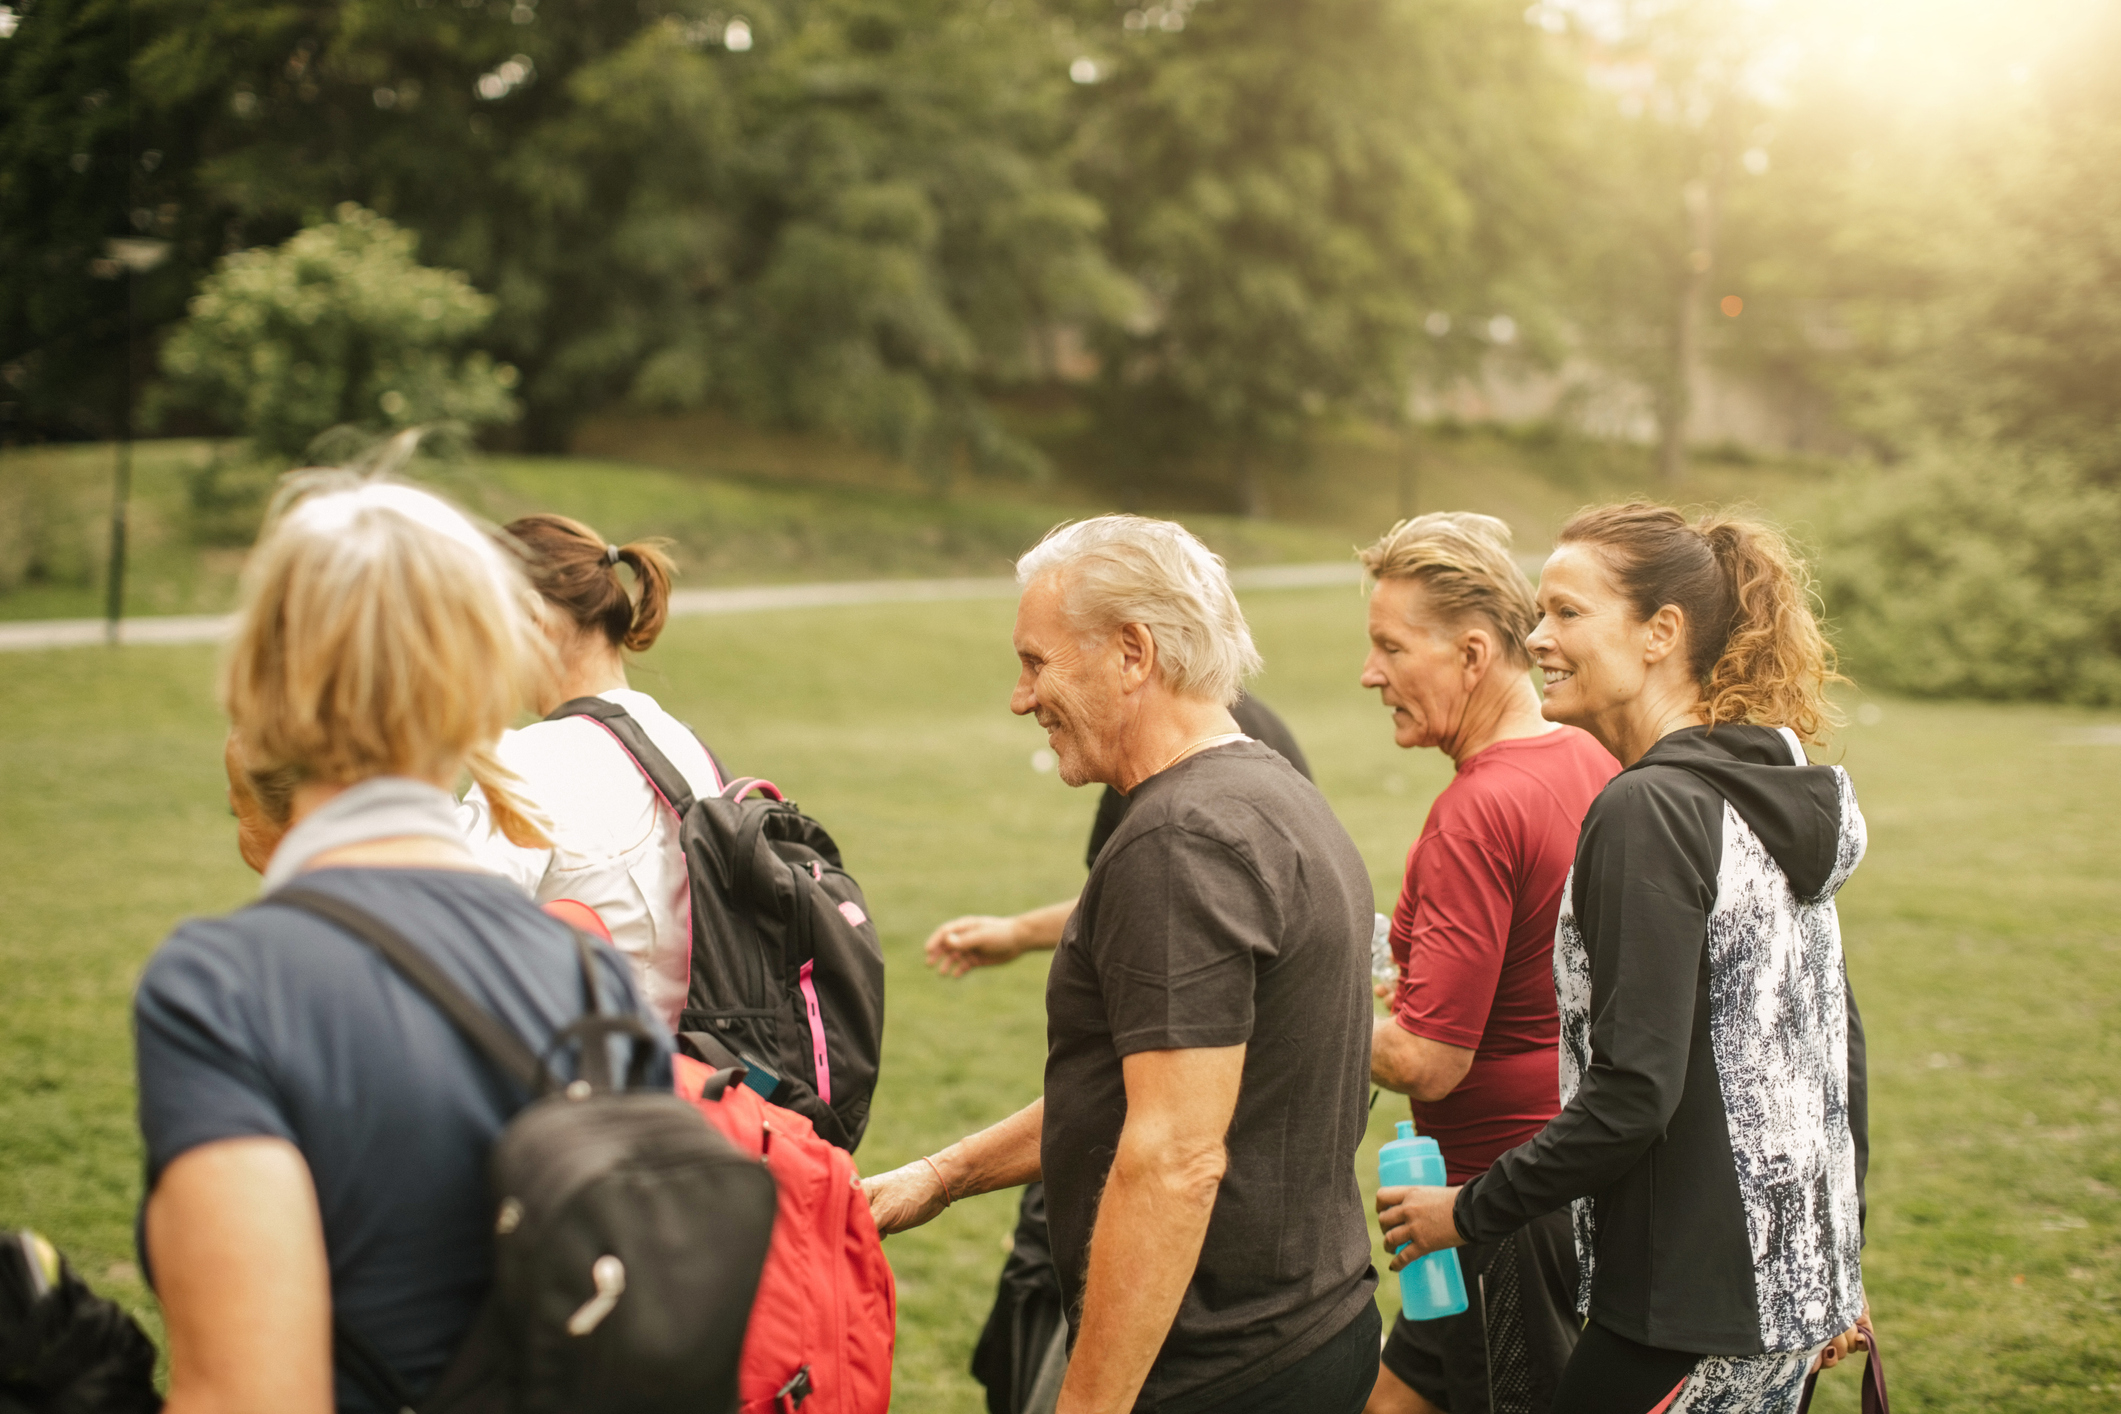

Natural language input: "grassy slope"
[2,590,2114,1409]
[0,419,1840,622]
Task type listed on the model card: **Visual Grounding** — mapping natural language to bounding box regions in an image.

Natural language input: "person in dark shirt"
[135,477,669,1414]
[1380,504,1872,1414]
[867,515,1379,1414]
[1356,514,1617,1414]
[921,694,1314,1414]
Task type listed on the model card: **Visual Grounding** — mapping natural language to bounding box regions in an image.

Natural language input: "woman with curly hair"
[1379,503,1872,1414]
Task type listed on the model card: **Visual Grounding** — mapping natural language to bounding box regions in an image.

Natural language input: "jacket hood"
[1630,724,1854,901]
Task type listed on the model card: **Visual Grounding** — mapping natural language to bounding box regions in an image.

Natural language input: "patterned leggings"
[1553,1321,1825,1414]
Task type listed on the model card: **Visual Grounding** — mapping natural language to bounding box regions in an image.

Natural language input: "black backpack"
[546,698,886,1153]
[273,888,778,1414]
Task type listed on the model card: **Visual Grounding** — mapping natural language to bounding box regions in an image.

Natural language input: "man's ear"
[1642,604,1687,666]
[1458,626,1495,683]
[1115,622,1158,693]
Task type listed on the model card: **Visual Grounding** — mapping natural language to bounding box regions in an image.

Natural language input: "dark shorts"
[1202,1302,1382,1414]
[1380,1206,1580,1414]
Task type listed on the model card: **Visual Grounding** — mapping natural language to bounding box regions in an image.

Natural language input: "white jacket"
[459,689,720,1033]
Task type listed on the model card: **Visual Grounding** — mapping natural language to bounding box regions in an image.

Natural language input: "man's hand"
[860,1099,1046,1236]
[860,1161,952,1235]
[1811,1300,1874,1373]
[924,915,1031,976]
[1375,1183,1466,1270]
[924,900,1076,977]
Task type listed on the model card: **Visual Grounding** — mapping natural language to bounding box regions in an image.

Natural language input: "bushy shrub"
[157,205,518,461]
[1815,450,2121,706]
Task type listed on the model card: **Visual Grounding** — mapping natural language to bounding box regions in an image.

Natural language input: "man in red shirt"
[1357,514,1618,1414]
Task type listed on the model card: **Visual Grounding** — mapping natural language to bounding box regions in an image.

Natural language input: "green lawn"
[2,586,2115,1410]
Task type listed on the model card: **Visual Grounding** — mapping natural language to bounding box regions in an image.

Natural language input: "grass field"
[2,586,2116,1410]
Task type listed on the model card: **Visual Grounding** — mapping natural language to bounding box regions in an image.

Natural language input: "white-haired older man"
[865,516,1381,1414]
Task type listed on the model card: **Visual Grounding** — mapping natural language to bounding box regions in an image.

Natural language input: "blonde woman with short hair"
[136,476,669,1414]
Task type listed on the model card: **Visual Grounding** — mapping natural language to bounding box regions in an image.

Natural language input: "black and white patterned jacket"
[1454,724,1868,1356]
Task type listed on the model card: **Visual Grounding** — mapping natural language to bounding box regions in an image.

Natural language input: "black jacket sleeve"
[1454,769,1723,1242]
[1845,973,1868,1240]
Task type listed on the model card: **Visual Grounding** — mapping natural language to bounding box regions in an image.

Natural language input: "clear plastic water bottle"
[1378,1120,1468,1319]
[1370,912,1397,990]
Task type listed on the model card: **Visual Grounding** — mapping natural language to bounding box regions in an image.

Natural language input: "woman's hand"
[1375,1183,1466,1269]
[1811,1299,1873,1373]
[860,1160,953,1235]
[923,915,1030,977]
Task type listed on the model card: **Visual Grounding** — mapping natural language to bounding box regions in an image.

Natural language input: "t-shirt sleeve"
[1087,824,1281,1056]
[1391,828,1517,1051]
[133,925,296,1188]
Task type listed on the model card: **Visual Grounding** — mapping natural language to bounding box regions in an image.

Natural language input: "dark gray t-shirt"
[133,868,670,1411]
[1042,740,1378,1412]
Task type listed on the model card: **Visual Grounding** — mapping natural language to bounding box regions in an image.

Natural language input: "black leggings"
[1551,1321,1699,1414]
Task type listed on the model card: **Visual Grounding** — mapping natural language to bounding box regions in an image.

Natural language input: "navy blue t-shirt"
[133,867,673,1409]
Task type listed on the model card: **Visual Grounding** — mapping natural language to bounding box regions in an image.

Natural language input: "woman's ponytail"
[505,514,677,653]
[1697,516,1845,743]
[1558,502,1847,744]
[466,742,553,849]
[615,541,675,652]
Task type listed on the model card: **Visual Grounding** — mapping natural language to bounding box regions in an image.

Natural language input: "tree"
[158,204,517,460]
[1062,0,1567,515]
[82,0,1124,468]
[1532,0,1799,483]
[0,0,182,441]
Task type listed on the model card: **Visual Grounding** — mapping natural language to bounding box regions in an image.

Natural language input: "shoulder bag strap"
[269,887,552,1097]
[1795,1326,1888,1414]
[543,696,700,816]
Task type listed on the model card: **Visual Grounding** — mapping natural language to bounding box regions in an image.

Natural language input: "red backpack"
[672,1054,896,1414]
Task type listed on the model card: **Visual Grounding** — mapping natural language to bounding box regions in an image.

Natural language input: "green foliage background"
[157,204,519,460]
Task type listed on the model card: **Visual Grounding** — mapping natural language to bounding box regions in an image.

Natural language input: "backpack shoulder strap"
[545,696,702,814]
[269,887,553,1097]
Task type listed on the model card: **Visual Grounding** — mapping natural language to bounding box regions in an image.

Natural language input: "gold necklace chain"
[1148,731,1250,780]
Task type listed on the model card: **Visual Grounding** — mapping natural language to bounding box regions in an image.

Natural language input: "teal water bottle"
[1378,1120,1468,1319]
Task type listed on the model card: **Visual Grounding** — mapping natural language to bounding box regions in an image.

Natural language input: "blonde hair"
[1359,513,1537,665]
[222,473,551,846]
[1558,502,1846,744]
[1016,515,1262,706]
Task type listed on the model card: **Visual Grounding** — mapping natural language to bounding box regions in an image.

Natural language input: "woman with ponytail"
[136,477,668,1413]
[459,513,719,1032]
[1379,503,1873,1414]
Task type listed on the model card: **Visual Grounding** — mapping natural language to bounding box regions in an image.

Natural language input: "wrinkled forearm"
[1058,1139,1223,1414]
[1014,899,1077,952]
[933,1097,1044,1200]
[1370,1015,1474,1102]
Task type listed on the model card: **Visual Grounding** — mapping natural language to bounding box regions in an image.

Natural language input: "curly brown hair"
[1558,502,1847,743]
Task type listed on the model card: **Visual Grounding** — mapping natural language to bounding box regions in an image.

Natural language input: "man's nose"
[1010,676,1036,716]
